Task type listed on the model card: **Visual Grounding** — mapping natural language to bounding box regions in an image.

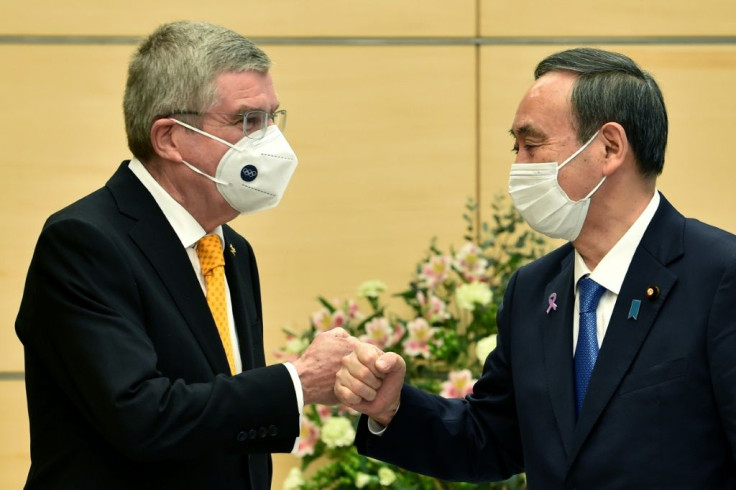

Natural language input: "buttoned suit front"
[356,194,736,488]
[16,161,299,489]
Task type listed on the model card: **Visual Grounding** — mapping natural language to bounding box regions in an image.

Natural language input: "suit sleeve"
[708,259,736,461]
[16,217,299,460]
[354,272,525,482]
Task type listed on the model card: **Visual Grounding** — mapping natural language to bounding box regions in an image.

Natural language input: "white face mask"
[508,130,603,241]
[173,119,298,215]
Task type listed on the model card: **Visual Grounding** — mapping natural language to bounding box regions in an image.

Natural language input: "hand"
[334,342,406,427]
[293,328,359,405]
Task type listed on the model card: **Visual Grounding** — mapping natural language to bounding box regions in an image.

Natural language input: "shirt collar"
[128,158,224,249]
[574,191,660,294]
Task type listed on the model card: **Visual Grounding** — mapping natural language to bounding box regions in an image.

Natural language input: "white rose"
[358,280,388,298]
[320,416,356,448]
[475,334,498,363]
[378,467,397,486]
[455,282,493,311]
[355,472,371,488]
[283,467,305,490]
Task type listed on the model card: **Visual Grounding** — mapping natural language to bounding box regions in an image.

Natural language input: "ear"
[150,118,183,162]
[599,122,629,176]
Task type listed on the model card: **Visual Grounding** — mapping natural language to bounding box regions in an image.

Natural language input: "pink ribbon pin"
[546,293,558,314]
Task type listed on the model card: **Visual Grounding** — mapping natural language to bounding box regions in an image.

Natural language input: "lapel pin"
[229,244,237,256]
[546,292,558,314]
[645,285,660,301]
[628,299,641,320]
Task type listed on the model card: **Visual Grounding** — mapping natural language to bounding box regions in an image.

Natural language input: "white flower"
[402,317,437,358]
[310,307,332,331]
[453,242,489,281]
[355,472,372,488]
[416,291,451,323]
[475,334,497,363]
[418,255,452,289]
[439,369,476,398]
[455,282,493,311]
[360,317,403,349]
[283,467,305,490]
[320,416,356,448]
[378,467,397,486]
[358,280,388,298]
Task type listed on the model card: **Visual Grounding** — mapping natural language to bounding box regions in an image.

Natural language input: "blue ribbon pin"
[628,300,641,320]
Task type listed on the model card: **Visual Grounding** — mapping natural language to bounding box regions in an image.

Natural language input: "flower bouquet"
[277,196,546,490]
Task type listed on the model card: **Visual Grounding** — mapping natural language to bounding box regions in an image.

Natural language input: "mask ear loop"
[583,175,606,199]
[557,130,606,199]
[171,118,233,186]
[558,130,600,170]
[181,159,229,186]
[171,118,238,149]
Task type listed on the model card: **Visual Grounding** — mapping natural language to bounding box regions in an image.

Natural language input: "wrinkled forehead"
[211,70,280,112]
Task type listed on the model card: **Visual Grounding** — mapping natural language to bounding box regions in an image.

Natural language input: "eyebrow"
[509,125,545,139]
[232,103,281,114]
[231,106,259,114]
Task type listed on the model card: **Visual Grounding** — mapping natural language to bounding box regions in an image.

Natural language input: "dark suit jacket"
[356,194,736,489]
[16,162,299,489]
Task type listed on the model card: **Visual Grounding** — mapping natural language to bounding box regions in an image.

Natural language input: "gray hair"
[535,47,668,177]
[123,21,272,161]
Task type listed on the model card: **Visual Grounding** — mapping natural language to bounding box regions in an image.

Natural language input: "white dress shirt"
[128,159,303,452]
[572,191,660,350]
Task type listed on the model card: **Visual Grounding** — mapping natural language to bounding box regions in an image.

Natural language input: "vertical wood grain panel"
[0,0,475,37]
[0,45,132,373]
[244,45,477,364]
[481,0,736,37]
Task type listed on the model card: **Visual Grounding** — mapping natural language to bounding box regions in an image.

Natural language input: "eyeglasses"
[167,109,287,140]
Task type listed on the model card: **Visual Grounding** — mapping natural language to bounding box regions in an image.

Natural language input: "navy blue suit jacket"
[16,162,299,489]
[356,194,736,488]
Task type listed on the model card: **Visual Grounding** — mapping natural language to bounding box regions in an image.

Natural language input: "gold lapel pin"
[645,285,660,301]
[229,244,236,256]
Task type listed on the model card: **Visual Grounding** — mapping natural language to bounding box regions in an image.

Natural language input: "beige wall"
[1,1,734,488]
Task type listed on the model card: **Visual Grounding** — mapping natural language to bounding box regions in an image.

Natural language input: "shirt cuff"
[366,402,400,436]
[367,417,388,436]
[283,362,304,454]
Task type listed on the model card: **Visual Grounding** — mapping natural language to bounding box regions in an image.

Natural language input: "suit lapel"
[568,253,677,460]
[567,194,684,465]
[542,251,577,457]
[107,163,232,375]
[222,229,261,371]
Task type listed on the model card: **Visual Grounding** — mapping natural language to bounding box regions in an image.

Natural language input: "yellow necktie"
[196,234,236,374]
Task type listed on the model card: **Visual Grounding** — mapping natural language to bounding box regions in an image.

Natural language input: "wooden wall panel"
[239,45,477,363]
[0,45,132,373]
[0,0,475,37]
[628,46,736,233]
[481,0,736,37]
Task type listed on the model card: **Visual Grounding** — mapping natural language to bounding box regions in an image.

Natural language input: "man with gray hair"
[335,47,736,488]
[16,21,355,489]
